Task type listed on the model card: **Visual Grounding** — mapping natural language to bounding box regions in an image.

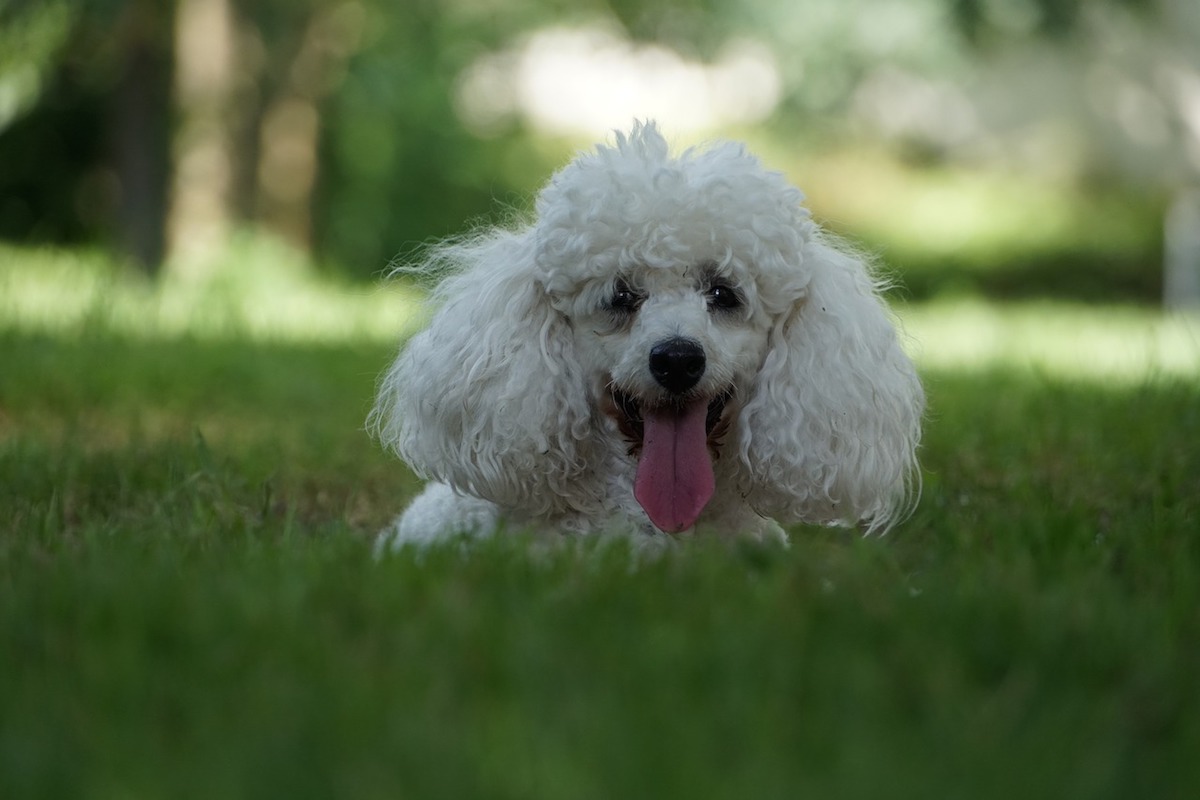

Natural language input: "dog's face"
[566,262,774,532]
[570,261,775,445]
[529,132,819,534]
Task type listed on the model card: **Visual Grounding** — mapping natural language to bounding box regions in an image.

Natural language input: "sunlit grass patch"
[3,242,1196,384]
[899,299,1200,382]
[0,239,425,344]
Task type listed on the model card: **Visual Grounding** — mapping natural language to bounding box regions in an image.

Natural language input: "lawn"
[2,248,1199,799]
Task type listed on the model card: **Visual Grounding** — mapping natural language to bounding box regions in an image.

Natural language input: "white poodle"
[371,122,923,550]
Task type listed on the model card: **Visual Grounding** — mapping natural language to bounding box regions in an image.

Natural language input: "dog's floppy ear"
[739,236,924,532]
[370,230,600,518]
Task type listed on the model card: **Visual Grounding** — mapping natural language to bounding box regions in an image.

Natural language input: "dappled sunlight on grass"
[899,299,1200,382]
[3,243,1197,384]
[0,242,426,344]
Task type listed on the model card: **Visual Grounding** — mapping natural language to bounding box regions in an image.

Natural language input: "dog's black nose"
[649,338,706,394]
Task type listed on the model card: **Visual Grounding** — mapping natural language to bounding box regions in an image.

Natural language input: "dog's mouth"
[609,388,733,449]
[604,383,735,534]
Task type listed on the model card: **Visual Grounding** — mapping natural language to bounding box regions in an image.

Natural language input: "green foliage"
[313,0,612,271]
[0,0,173,255]
[0,2,72,90]
[949,0,1160,45]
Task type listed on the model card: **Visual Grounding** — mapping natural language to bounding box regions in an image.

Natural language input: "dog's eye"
[610,280,641,313]
[707,283,742,311]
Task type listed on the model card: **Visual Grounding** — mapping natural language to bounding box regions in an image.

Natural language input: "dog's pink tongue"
[634,400,715,533]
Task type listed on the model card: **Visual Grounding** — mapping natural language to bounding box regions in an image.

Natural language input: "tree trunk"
[112,1,174,275]
[1164,187,1200,309]
[253,5,363,253]
[168,0,236,278]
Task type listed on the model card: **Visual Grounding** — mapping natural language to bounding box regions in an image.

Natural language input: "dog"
[370,122,923,550]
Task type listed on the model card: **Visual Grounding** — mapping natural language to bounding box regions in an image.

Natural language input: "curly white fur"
[370,122,923,551]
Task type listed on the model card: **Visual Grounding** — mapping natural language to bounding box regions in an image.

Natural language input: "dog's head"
[372,122,923,535]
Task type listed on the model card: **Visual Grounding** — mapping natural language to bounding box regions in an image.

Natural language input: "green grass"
[2,249,1199,799]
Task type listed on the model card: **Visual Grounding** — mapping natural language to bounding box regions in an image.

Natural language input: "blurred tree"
[947,0,1200,305]
[314,0,611,273]
[0,2,73,132]
[0,0,612,275]
[0,0,173,272]
[112,0,174,272]
[247,0,362,253]
[170,0,235,274]
[168,0,366,275]
[0,0,1186,293]
[0,2,96,244]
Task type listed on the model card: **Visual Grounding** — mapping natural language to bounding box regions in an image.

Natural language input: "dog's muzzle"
[605,341,735,534]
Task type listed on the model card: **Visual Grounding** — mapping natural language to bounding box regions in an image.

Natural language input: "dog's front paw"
[374,482,500,555]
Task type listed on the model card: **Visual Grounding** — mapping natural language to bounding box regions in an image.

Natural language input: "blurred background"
[1,0,1198,307]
